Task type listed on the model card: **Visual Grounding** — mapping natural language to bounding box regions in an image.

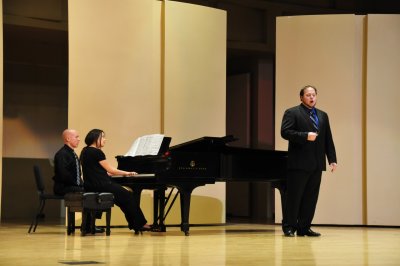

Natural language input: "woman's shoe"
[134,224,161,235]
[134,224,152,235]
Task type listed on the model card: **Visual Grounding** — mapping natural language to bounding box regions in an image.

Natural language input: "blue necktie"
[310,109,319,132]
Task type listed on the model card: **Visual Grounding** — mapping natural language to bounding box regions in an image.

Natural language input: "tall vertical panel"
[366,15,400,226]
[69,0,161,157]
[164,2,227,223]
[0,1,3,218]
[227,74,251,147]
[226,74,250,217]
[68,0,161,224]
[256,60,274,149]
[275,15,364,224]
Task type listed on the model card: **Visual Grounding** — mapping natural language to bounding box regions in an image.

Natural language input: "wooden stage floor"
[0,222,399,265]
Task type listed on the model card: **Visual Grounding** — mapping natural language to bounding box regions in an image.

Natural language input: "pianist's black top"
[80,146,113,191]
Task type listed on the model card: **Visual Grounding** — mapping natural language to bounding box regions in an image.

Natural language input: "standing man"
[280,85,337,237]
[53,129,104,233]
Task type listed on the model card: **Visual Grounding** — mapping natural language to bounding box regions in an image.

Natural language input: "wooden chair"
[28,165,64,233]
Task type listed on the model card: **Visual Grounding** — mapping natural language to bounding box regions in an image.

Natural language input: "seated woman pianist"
[80,128,153,233]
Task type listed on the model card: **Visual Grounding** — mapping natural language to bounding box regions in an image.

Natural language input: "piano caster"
[184,231,189,236]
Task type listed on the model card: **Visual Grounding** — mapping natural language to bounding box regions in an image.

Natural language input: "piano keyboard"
[112,173,155,179]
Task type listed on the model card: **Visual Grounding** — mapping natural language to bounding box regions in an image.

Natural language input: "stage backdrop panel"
[275,15,364,225]
[0,2,3,218]
[366,15,400,226]
[163,1,227,224]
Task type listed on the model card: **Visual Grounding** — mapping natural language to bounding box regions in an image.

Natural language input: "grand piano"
[114,135,288,235]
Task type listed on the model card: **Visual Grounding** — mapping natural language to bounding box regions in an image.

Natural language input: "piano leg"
[273,181,288,232]
[177,184,203,236]
[179,191,191,236]
[153,187,167,232]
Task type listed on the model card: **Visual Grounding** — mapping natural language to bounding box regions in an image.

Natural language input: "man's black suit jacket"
[281,104,337,171]
[53,144,82,195]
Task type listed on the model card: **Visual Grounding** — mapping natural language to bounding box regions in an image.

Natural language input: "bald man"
[53,129,104,234]
[53,129,84,195]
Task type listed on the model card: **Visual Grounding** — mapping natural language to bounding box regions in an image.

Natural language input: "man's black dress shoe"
[283,228,296,237]
[297,228,321,237]
[81,226,105,234]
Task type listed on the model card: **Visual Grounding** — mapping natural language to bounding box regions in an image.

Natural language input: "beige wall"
[163,1,227,223]
[0,1,3,219]
[69,0,161,154]
[69,0,226,225]
[275,15,364,225]
[366,15,400,226]
[276,14,400,226]
[164,2,226,145]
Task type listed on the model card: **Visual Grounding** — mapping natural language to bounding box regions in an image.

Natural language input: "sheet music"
[125,134,165,156]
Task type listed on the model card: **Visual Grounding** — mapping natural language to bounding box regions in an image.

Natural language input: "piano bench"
[64,192,114,236]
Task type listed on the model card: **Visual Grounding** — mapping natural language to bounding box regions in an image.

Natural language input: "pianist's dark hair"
[84,128,104,147]
[300,85,317,96]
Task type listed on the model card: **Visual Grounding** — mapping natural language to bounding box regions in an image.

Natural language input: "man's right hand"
[307,132,318,141]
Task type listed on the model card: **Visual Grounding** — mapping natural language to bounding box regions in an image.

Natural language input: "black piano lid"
[170,135,238,152]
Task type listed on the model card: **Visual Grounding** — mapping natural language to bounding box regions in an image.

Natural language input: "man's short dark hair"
[300,85,317,96]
